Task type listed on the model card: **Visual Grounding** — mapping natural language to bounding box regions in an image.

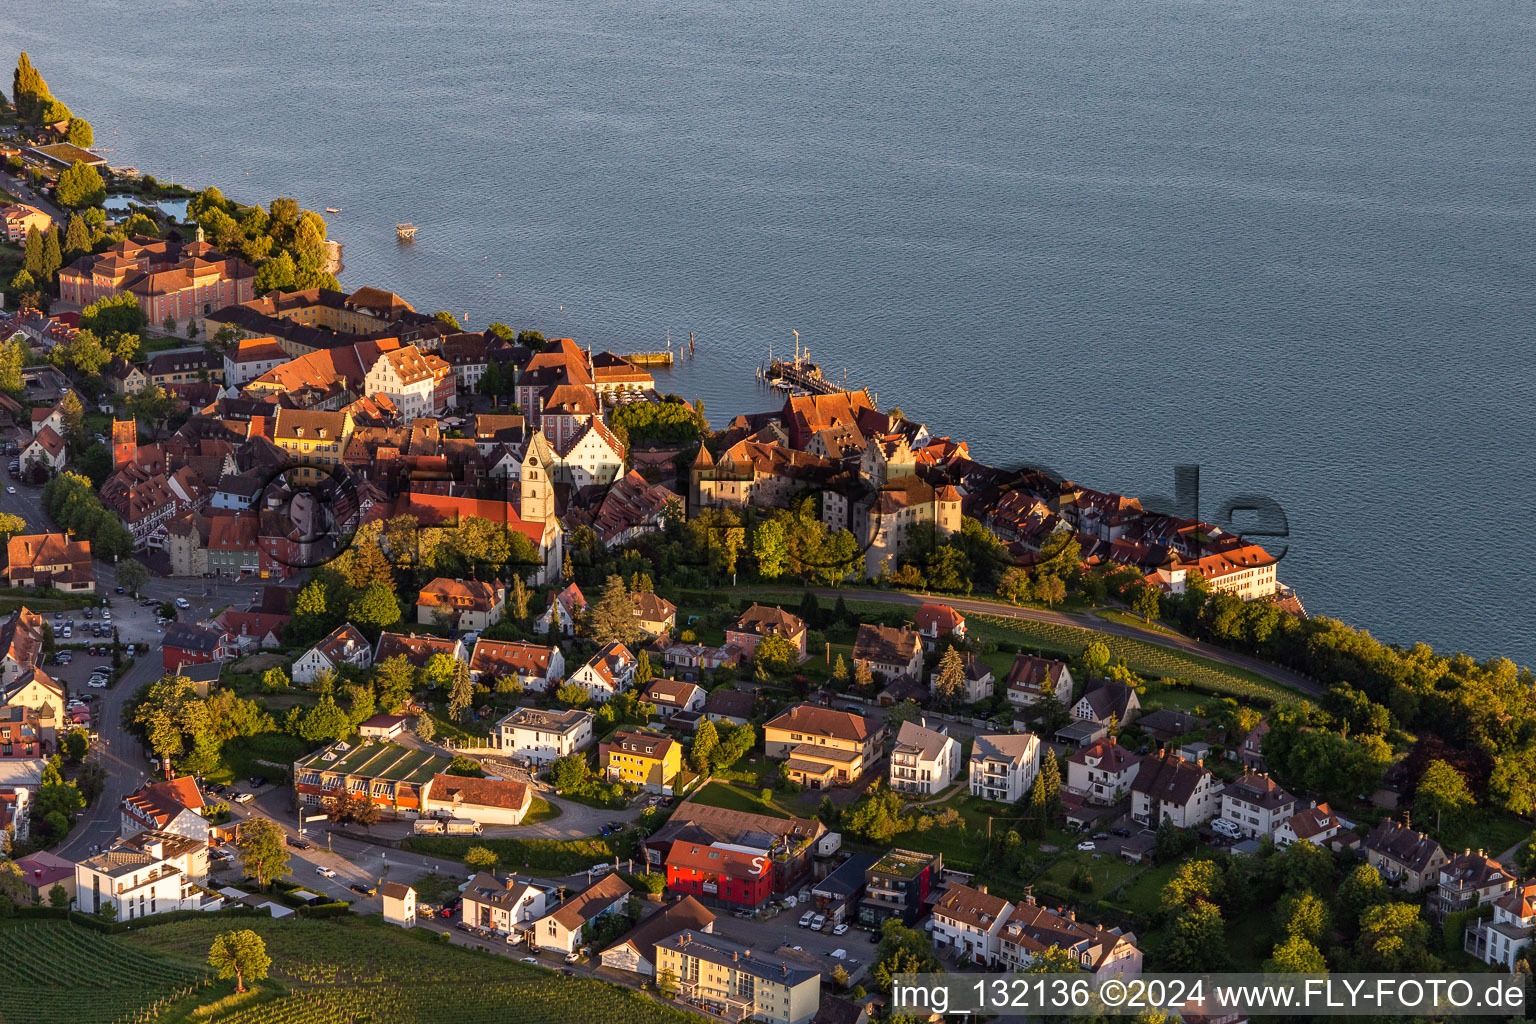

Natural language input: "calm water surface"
[5,0,1533,663]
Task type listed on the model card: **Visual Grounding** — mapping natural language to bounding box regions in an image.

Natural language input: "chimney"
[976,883,987,895]
[781,964,788,977]
[1065,907,1075,921]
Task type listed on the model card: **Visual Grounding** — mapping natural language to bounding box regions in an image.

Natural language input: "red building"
[161,622,235,672]
[58,236,255,326]
[664,842,773,909]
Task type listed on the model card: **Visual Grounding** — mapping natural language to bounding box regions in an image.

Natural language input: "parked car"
[521,957,538,964]
[87,679,107,689]
[564,952,580,964]
[1076,841,1096,852]
[832,923,849,936]
[232,791,254,804]
[811,914,826,931]
[286,836,312,850]
[349,883,376,897]
[315,866,336,878]
[1092,832,1110,841]
[114,586,125,594]
[799,911,814,928]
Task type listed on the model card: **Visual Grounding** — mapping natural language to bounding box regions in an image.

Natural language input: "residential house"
[422,773,533,825]
[1,202,50,242]
[1465,880,1536,970]
[632,591,677,638]
[968,733,1040,804]
[363,345,453,418]
[213,610,289,654]
[19,425,66,474]
[600,895,716,977]
[469,639,564,693]
[292,624,373,685]
[654,929,822,1024]
[58,236,255,326]
[492,707,593,765]
[552,420,626,488]
[536,582,585,637]
[291,740,450,819]
[530,872,631,954]
[665,841,774,909]
[1137,708,1207,744]
[1005,654,1073,708]
[1428,849,1515,924]
[415,577,505,631]
[11,850,74,904]
[857,848,941,929]
[120,776,207,843]
[1071,681,1140,730]
[1130,750,1220,828]
[462,873,548,936]
[373,631,466,670]
[764,704,879,789]
[30,402,65,438]
[851,623,922,681]
[888,719,960,796]
[645,801,827,895]
[1218,772,1296,840]
[569,642,637,703]
[0,706,44,758]
[222,336,289,387]
[145,348,224,389]
[1362,819,1449,894]
[75,830,210,920]
[271,407,354,483]
[931,652,994,704]
[645,678,706,718]
[1231,719,1269,772]
[726,604,808,663]
[1273,802,1346,848]
[357,714,409,740]
[703,689,754,727]
[931,881,1013,966]
[913,603,965,649]
[808,854,877,928]
[0,608,47,685]
[380,881,416,928]
[995,895,1143,982]
[161,622,236,673]
[599,730,681,792]
[5,533,94,593]
[662,640,745,682]
[0,666,64,735]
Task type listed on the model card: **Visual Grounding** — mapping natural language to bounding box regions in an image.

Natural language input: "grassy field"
[211,732,318,786]
[0,919,212,1024]
[121,915,699,1024]
[690,780,791,819]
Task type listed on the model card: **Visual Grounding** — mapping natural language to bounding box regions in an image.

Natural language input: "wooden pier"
[623,351,674,367]
[760,336,877,407]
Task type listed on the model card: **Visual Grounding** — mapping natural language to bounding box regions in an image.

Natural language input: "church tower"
[518,431,555,523]
[112,419,138,471]
[689,442,715,514]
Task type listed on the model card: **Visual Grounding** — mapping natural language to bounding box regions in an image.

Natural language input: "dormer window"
[295,427,304,437]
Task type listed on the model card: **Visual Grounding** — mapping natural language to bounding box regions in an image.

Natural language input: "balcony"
[678,981,753,1022]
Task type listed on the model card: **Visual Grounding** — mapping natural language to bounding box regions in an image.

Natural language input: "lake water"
[5,0,1534,664]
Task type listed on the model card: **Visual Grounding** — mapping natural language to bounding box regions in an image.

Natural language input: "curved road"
[799,586,1324,698]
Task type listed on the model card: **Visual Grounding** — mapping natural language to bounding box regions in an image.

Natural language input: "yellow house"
[655,929,821,1024]
[271,408,354,482]
[599,731,680,793]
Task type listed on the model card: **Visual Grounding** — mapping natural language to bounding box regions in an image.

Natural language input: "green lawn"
[691,780,791,819]
[402,834,616,875]
[211,732,318,785]
[1094,608,1181,637]
[1108,860,1183,918]
[523,797,561,824]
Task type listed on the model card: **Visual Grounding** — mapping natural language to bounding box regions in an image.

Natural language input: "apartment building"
[968,733,1040,804]
[888,719,960,796]
[492,707,593,765]
[655,929,822,1024]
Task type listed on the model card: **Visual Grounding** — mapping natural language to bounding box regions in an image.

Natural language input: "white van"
[1212,818,1243,840]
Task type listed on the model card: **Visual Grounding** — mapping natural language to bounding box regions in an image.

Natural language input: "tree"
[1034,574,1067,608]
[48,883,69,908]
[115,557,150,595]
[82,292,148,336]
[853,659,875,694]
[556,681,590,707]
[64,117,93,147]
[1265,934,1326,973]
[13,53,50,123]
[413,714,436,743]
[1082,641,1111,679]
[62,213,90,261]
[551,753,589,792]
[434,311,461,330]
[447,659,474,722]
[207,929,271,993]
[587,574,642,649]
[1162,901,1227,971]
[348,582,401,630]
[931,646,966,708]
[1356,902,1433,971]
[23,226,44,279]
[1160,860,1224,913]
[692,719,721,773]
[1279,890,1331,945]
[297,694,352,743]
[0,338,23,397]
[657,968,679,999]
[465,845,498,873]
[753,634,798,675]
[54,161,106,208]
[1415,758,1474,835]
[1336,864,1388,926]
[235,819,290,889]
[753,519,788,578]
[253,251,296,295]
[261,667,290,692]
[374,655,415,712]
[40,228,62,283]
[509,575,530,621]
[832,654,849,684]
[62,728,88,762]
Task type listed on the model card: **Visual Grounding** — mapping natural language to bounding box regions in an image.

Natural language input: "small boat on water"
[325,207,340,214]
